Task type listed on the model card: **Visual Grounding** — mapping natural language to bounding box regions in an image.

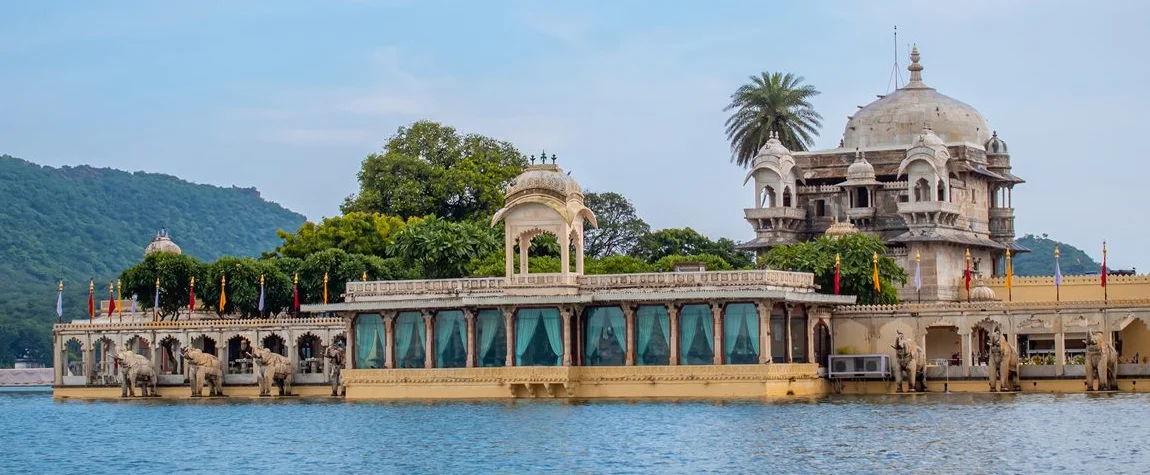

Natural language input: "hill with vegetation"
[1012,234,1102,276]
[0,155,306,366]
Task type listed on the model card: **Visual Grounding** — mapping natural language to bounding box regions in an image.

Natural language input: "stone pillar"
[502,307,515,367]
[785,305,794,363]
[505,233,515,278]
[463,308,476,368]
[561,306,573,366]
[575,236,585,275]
[623,305,636,366]
[960,330,972,377]
[560,232,571,276]
[667,304,680,366]
[288,331,299,375]
[84,343,94,384]
[756,300,771,364]
[384,312,396,369]
[711,302,724,365]
[1055,330,1066,377]
[518,235,529,275]
[53,333,63,385]
[423,310,435,369]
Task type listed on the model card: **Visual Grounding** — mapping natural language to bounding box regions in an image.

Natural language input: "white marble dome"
[505,163,581,198]
[970,284,997,302]
[843,46,990,149]
[846,152,876,181]
[144,229,182,257]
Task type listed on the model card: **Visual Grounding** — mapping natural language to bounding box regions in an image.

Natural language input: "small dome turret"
[824,219,859,237]
[846,149,876,182]
[984,131,1008,155]
[970,284,997,302]
[144,229,182,257]
[756,131,791,159]
[503,153,582,199]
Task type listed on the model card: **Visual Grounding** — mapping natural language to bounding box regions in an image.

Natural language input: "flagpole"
[56,279,64,324]
[1102,241,1108,302]
[1054,247,1061,302]
[1005,249,1013,302]
[915,250,921,304]
[88,278,94,323]
[116,279,123,322]
[965,248,972,303]
[154,277,161,322]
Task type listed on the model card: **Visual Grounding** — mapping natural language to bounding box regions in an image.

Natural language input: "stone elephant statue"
[892,331,926,393]
[1085,331,1118,391]
[988,328,1020,392]
[113,349,157,397]
[181,347,224,397]
[250,347,294,397]
[325,342,346,397]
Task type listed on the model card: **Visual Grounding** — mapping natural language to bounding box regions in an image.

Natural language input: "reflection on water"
[2,389,1148,474]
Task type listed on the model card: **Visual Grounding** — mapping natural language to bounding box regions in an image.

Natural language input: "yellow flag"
[1005,249,1013,294]
[872,252,881,292]
[323,271,329,305]
[219,275,227,312]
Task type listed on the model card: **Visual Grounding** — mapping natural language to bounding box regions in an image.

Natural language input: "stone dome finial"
[984,130,1009,155]
[907,44,924,86]
[846,148,876,182]
[144,229,182,257]
[970,283,997,302]
[824,218,859,237]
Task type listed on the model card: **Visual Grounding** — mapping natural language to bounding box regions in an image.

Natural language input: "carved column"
[518,235,529,275]
[52,334,63,385]
[561,306,573,366]
[287,331,299,376]
[623,304,636,366]
[667,304,680,366]
[756,300,771,364]
[463,308,476,368]
[84,344,94,384]
[1055,331,1066,377]
[384,312,396,369]
[504,233,515,278]
[423,310,435,369]
[559,231,571,276]
[502,307,515,366]
[711,302,724,365]
[960,329,972,378]
[345,317,356,370]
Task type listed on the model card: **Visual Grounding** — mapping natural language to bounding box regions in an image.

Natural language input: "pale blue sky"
[3,1,1148,269]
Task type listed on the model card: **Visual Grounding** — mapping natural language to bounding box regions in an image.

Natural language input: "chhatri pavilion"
[50,47,1150,400]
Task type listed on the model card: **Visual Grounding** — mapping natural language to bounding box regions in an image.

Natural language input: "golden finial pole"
[116,278,123,322]
[323,271,329,305]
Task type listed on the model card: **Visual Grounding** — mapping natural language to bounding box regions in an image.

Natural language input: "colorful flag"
[1005,249,1013,301]
[88,279,95,322]
[1101,241,1108,287]
[116,279,123,321]
[833,253,841,295]
[108,282,117,317]
[258,274,266,315]
[964,248,972,297]
[914,251,922,292]
[56,280,63,321]
[218,274,227,313]
[153,277,161,320]
[292,273,300,314]
[871,252,880,292]
[1054,247,1063,288]
[189,276,196,314]
[323,271,329,305]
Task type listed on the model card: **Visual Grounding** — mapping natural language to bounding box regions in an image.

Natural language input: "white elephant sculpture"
[892,331,926,393]
[1085,331,1118,391]
[181,347,224,397]
[988,328,1020,392]
[325,342,346,397]
[250,347,294,397]
[113,349,157,397]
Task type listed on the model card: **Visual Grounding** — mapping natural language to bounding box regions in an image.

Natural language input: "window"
[583,306,626,366]
[476,309,506,367]
[679,304,714,365]
[636,305,670,365]
[723,303,759,364]
[434,310,467,368]
[354,313,386,369]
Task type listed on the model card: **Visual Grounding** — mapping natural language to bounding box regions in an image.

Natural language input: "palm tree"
[723,72,823,167]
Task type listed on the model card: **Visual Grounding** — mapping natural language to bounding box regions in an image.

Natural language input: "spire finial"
[907,43,924,85]
[529,154,536,164]
[551,153,557,164]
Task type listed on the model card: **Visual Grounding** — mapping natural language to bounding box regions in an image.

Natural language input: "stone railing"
[882,181,908,190]
[578,269,815,290]
[54,317,345,331]
[345,278,504,301]
[896,201,962,215]
[797,185,842,194]
[507,273,579,287]
[833,298,1150,314]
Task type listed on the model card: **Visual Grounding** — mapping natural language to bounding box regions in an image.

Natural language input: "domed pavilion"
[740,45,1026,302]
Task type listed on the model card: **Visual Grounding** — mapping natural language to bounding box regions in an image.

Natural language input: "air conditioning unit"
[828,354,889,379]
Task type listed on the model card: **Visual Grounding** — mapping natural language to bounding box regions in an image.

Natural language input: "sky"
[2,0,1148,269]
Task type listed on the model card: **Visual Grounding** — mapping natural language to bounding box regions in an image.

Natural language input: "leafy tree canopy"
[652,254,733,272]
[583,191,650,258]
[341,121,527,221]
[759,233,907,305]
[273,212,414,259]
[393,216,500,279]
[723,71,822,166]
[631,227,753,269]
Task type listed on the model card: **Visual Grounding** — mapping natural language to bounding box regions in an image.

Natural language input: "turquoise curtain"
[395,311,423,368]
[770,307,787,363]
[680,304,713,365]
[514,309,540,366]
[477,309,503,367]
[723,303,759,364]
[540,308,563,366]
[608,309,626,352]
[636,305,669,366]
[584,308,606,366]
[435,310,466,368]
[354,313,385,369]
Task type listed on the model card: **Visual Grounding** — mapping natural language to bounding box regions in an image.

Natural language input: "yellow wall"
[1121,319,1150,364]
[982,274,1150,303]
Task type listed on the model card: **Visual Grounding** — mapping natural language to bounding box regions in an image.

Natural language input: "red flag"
[1101,242,1108,287]
[189,277,196,314]
[964,248,972,298]
[293,273,300,314]
[107,284,116,317]
[833,253,841,295]
[87,279,95,322]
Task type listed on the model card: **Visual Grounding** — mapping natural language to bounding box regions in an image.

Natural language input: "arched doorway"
[813,321,831,367]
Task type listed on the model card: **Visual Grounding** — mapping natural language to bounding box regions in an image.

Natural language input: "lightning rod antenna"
[886,25,903,92]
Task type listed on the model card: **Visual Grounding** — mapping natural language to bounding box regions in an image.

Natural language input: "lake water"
[3,388,1148,474]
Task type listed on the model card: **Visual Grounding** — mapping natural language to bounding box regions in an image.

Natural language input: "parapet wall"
[979,274,1150,303]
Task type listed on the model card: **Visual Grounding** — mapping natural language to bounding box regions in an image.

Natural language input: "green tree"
[585,255,653,275]
[198,257,294,318]
[392,216,500,279]
[120,252,207,320]
[652,254,733,272]
[631,228,753,269]
[759,233,906,305]
[723,72,823,166]
[273,212,412,259]
[583,191,650,258]
[342,121,527,220]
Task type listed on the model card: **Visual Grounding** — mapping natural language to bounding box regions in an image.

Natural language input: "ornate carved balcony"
[743,207,806,221]
[846,207,876,220]
[897,201,962,228]
[989,207,1016,240]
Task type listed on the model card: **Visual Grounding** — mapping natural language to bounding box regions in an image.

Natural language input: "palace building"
[50,47,1150,400]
